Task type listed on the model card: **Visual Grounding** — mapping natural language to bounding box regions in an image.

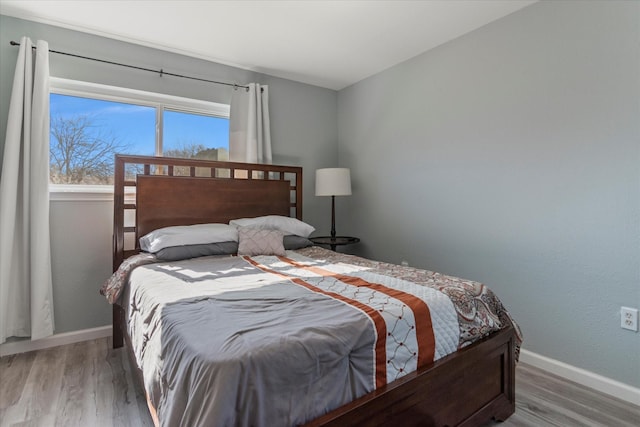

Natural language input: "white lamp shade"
[315,168,352,196]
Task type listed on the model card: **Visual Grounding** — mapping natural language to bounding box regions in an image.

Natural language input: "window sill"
[49,184,134,202]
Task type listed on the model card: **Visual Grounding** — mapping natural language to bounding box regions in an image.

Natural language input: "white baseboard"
[520,348,640,407]
[0,325,112,357]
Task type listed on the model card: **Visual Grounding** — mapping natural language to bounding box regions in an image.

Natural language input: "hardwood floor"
[0,338,152,427]
[1,337,638,426]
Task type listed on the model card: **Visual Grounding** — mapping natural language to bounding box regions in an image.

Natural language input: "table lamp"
[315,168,351,238]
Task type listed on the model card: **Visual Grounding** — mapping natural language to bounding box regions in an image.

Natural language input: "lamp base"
[330,195,337,238]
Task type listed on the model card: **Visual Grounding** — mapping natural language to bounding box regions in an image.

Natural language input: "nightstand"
[310,236,360,252]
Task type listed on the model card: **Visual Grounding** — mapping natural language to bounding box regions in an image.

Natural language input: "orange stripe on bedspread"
[243,256,388,388]
[279,256,436,367]
[146,392,160,427]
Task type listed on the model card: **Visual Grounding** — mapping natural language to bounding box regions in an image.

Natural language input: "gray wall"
[0,15,338,333]
[338,1,639,387]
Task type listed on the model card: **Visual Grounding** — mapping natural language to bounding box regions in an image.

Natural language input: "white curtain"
[0,37,54,344]
[229,83,272,164]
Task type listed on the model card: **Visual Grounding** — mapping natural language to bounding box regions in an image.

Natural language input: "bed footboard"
[119,324,515,427]
[304,325,516,427]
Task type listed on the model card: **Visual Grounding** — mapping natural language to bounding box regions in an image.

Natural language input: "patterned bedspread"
[101,247,521,427]
[297,247,523,351]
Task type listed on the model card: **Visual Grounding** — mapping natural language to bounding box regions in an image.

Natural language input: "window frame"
[49,77,230,201]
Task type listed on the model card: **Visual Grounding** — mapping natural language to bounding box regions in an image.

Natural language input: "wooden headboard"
[112,154,303,271]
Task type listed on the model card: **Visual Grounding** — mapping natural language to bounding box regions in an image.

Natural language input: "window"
[49,78,230,192]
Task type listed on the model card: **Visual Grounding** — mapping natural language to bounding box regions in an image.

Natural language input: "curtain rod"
[9,40,250,91]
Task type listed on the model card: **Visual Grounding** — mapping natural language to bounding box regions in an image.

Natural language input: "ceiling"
[0,0,536,90]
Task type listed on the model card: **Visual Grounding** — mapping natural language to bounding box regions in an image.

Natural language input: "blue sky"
[50,94,229,156]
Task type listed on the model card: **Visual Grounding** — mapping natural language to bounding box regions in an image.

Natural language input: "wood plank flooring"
[0,338,152,427]
[1,337,638,426]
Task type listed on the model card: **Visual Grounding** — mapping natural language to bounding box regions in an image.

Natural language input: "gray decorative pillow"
[283,235,313,250]
[238,227,286,256]
[155,241,239,261]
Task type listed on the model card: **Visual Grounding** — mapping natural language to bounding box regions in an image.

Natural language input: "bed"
[104,154,521,427]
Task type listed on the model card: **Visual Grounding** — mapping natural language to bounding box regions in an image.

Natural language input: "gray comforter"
[119,248,518,426]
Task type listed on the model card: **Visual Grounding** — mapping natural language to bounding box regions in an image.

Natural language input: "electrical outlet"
[401,260,409,267]
[620,307,638,332]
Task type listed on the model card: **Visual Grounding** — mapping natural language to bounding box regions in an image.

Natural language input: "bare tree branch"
[50,115,129,184]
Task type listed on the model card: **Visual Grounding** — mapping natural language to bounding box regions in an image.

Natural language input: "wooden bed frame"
[111,154,516,427]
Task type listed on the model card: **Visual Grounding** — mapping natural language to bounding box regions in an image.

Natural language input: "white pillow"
[139,223,238,253]
[229,215,315,238]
